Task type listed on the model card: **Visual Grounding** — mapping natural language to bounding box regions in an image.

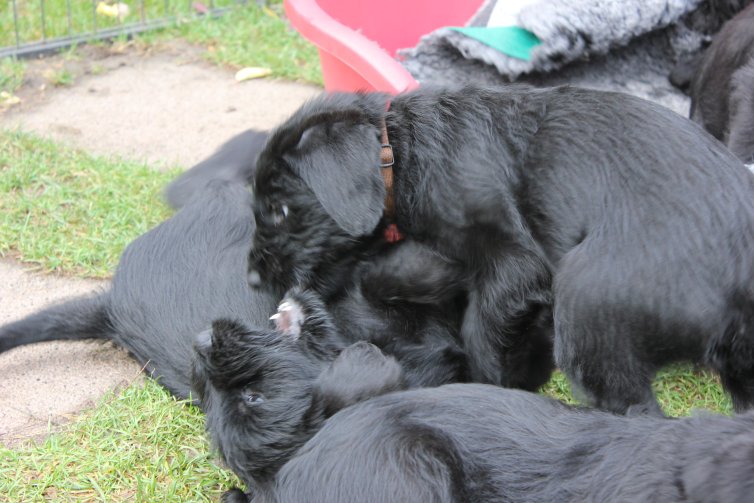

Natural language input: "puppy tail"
[0,292,114,353]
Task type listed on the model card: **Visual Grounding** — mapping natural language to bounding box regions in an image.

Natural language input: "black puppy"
[163,128,270,209]
[249,84,754,415]
[197,294,754,503]
[192,290,400,493]
[687,3,754,163]
[0,181,277,399]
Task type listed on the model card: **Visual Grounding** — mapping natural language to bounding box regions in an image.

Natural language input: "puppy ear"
[284,117,386,236]
[313,342,405,417]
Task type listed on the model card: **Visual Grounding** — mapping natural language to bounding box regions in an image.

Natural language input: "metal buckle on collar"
[380,143,394,168]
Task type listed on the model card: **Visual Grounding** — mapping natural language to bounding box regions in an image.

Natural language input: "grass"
[0,129,177,277]
[0,0,240,47]
[540,366,733,416]
[0,380,241,502]
[0,1,323,87]
[0,57,26,94]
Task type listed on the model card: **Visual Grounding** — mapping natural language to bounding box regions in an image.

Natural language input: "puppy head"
[192,290,343,487]
[249,92,389,292]
[192,290,406,490]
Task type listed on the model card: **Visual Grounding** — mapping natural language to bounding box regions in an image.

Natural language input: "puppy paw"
[270,298,305,339]
[221,488,250,503]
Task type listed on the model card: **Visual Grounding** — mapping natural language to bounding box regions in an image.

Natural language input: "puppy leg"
[274,288,346,360]
[553,252,663,416]
[708,291,754,412]
[221,488,249,503]
[313,342,406,417]
[461,249,554,390]
[360,240,464,305]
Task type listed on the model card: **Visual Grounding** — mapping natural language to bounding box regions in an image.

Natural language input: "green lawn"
[1,0,239,48]
[0,381,241,502]
[0,130,177,277]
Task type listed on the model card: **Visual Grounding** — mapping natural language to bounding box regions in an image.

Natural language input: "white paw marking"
[272,298,304,339]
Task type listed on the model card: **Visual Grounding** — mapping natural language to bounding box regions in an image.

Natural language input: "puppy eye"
[270,204,289,226]
[241,389,265,406]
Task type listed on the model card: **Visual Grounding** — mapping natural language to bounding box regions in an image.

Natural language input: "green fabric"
[450,26,541,61]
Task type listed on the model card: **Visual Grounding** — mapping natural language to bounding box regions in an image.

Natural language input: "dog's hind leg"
[461,247,554,390]
[707,290,754,412]
[553,251,664,416]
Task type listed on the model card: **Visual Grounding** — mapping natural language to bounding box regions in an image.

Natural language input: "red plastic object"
[284,0,484,94]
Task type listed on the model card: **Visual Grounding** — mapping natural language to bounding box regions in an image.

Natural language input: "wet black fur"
[250,84,754,415]
[688,3,754,163]
[200,318,754,503]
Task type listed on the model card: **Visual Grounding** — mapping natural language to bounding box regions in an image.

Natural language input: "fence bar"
[12,0,20,48]
[140,0,146,23]
[0,6,236,60]
[40,0,47,41]
[92,0,98,34]
[66,0,73,36]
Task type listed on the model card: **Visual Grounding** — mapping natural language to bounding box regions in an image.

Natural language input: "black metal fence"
[1,0,245,59]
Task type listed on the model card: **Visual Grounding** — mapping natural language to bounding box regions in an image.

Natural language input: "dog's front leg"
[461,248,554,390]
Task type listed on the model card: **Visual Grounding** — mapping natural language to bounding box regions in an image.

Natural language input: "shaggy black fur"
[250,84,754,415]
[0,181,277,399]
[197,302,754,503]
[322,239,469,388]
[163,128,270,209]
[688,3,754,163]
[193,254,468,483]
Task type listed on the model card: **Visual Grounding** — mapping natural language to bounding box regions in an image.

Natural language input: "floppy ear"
[284,117,386,236]
[313,342,405,417]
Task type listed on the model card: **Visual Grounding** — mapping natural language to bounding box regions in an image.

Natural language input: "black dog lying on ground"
[0,181,277,399]
[196,292,754,503]
[0,163,468,399]
[249,84,754,415]
[674,3,754,163]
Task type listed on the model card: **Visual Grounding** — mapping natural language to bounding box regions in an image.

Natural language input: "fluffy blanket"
[400,0,748,116]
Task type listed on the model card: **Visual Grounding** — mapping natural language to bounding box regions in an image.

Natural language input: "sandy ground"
[0,42,320,445]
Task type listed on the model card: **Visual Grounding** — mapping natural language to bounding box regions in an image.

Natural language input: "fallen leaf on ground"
[234,67,272,82]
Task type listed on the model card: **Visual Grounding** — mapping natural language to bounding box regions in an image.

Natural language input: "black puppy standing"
[196,291,754,503]
[249,84,754,415]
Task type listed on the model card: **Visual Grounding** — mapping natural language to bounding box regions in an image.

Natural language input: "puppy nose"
[194,329,213,353]
[248,269,263,288]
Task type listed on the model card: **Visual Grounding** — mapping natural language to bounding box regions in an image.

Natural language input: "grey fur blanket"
[403,0,704,79]
[400,0,748,116]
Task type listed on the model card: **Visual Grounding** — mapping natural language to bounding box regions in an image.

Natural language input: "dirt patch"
[1,40,321,168]
[0,259,142,446]
[0,41,321,445]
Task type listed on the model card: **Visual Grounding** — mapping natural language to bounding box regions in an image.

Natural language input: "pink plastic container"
[284,0,484,94]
